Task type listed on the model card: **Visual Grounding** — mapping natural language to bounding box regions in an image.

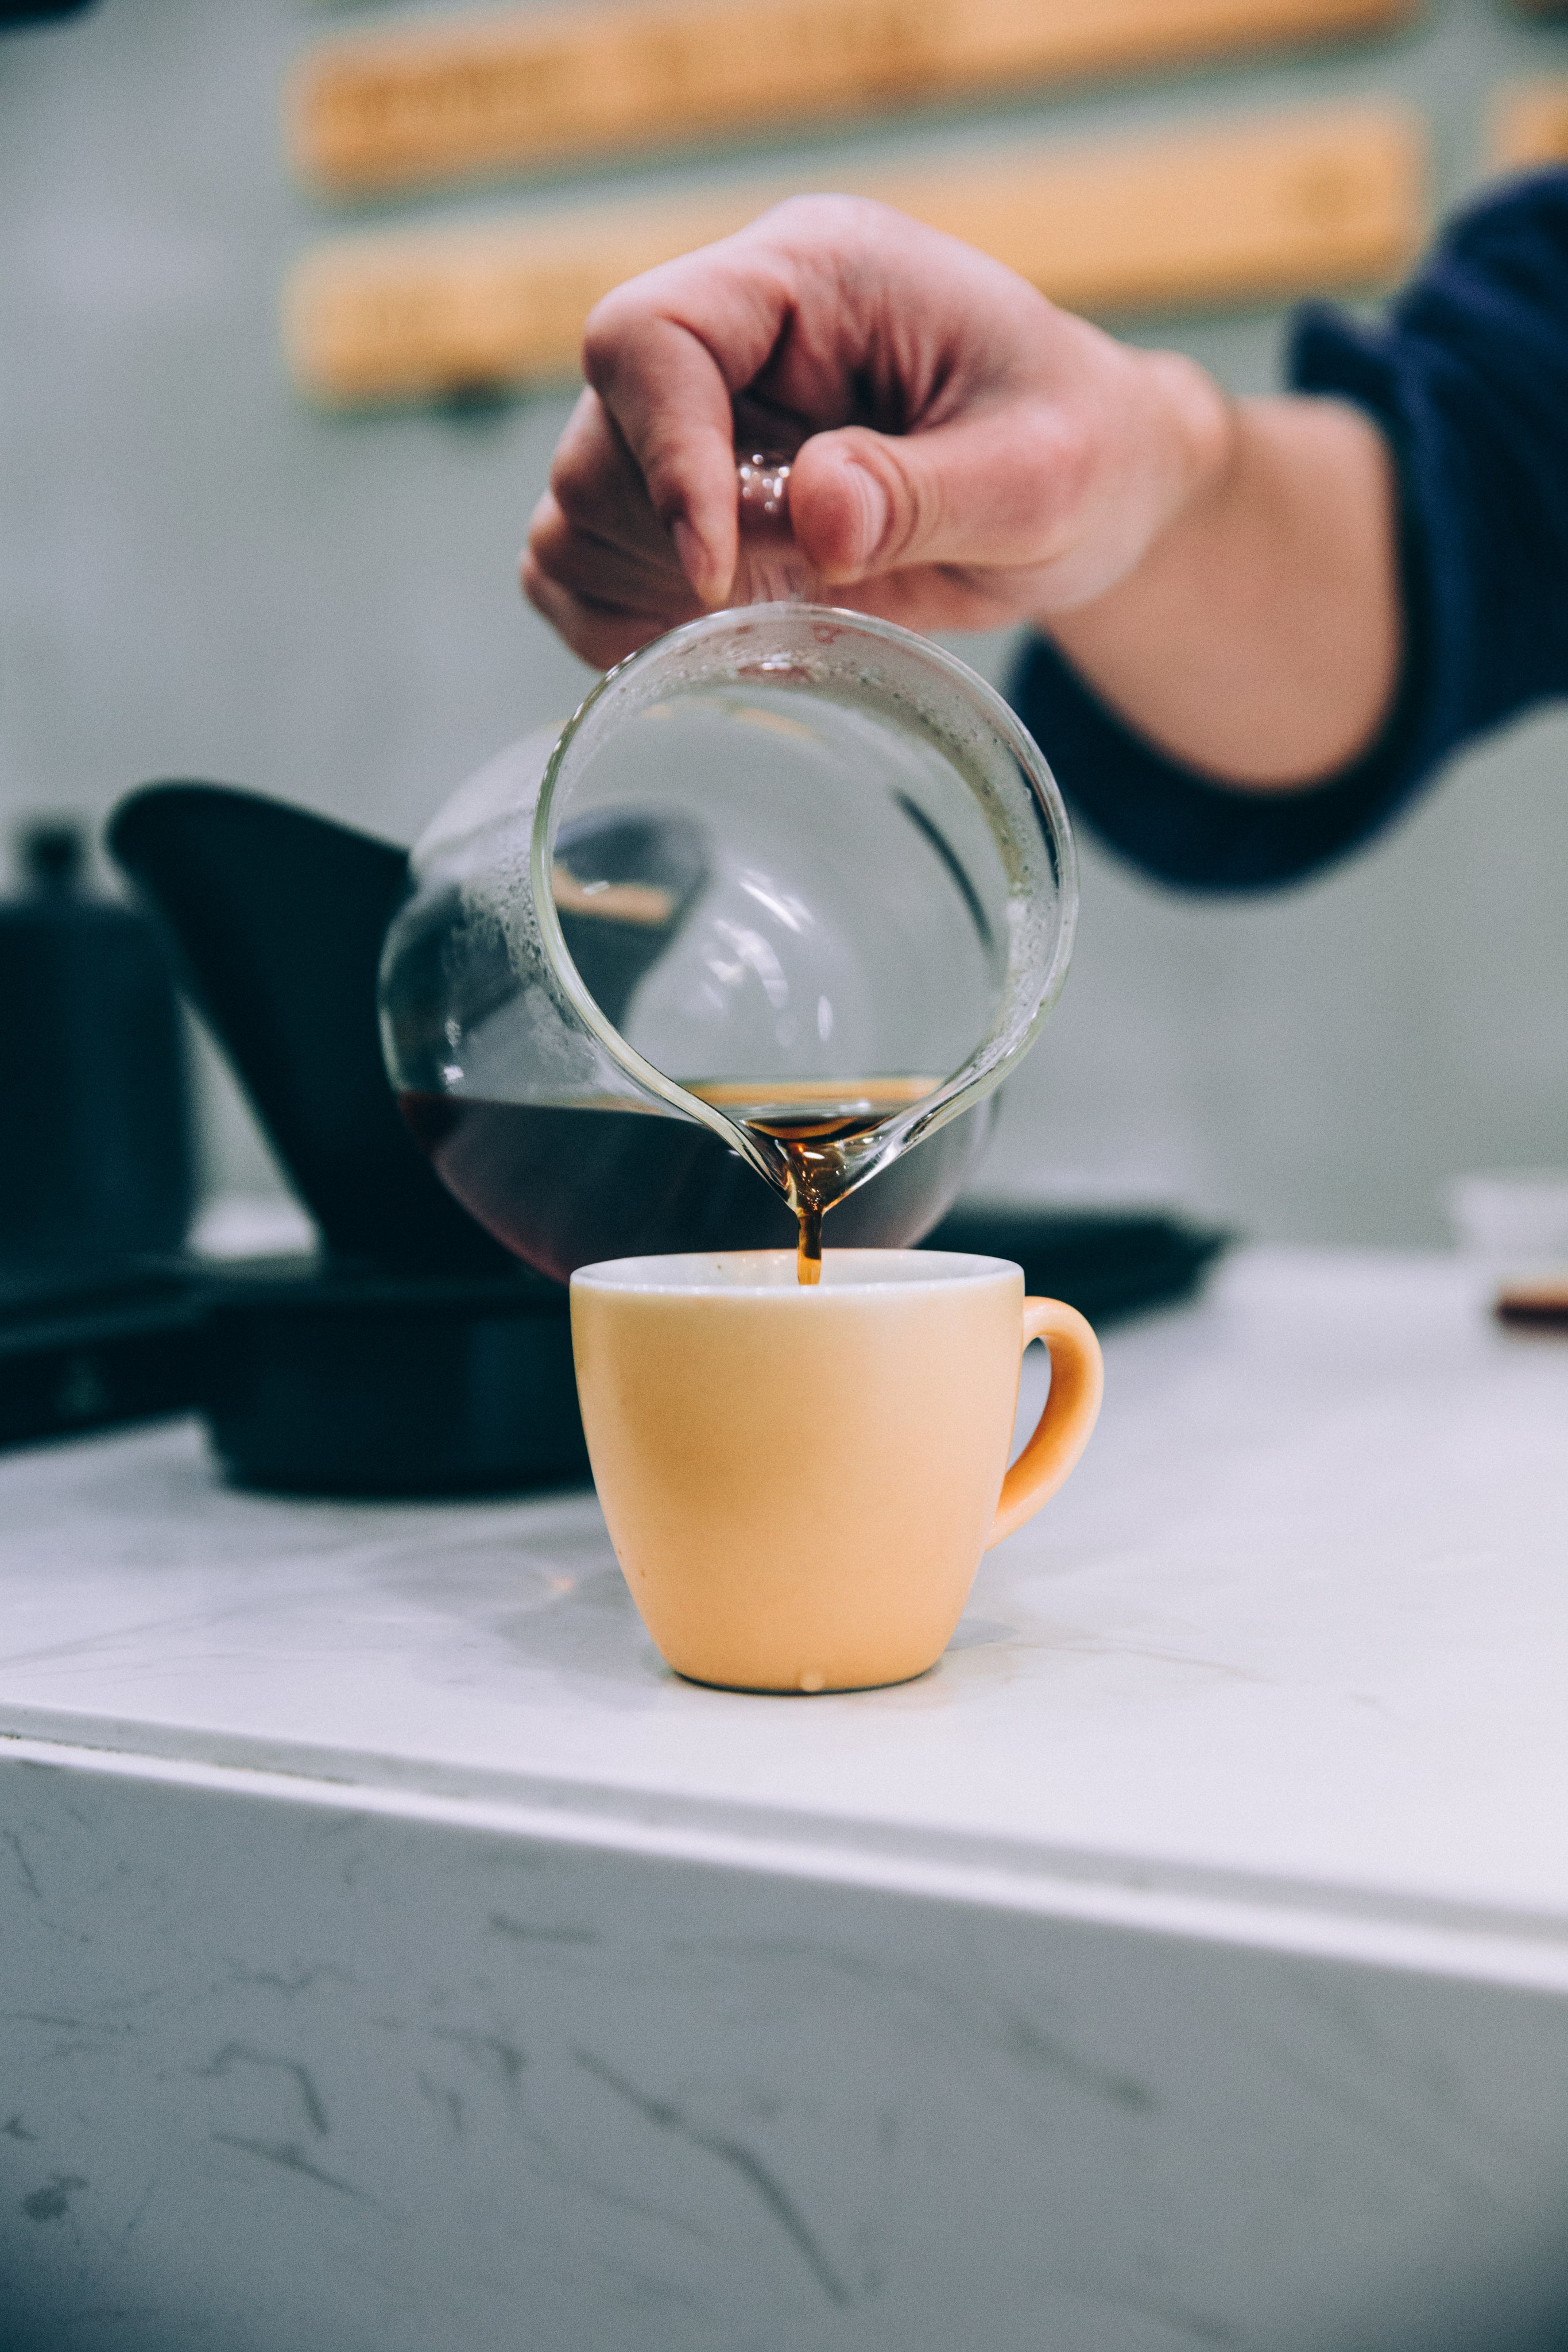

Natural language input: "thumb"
[788,411,1074,586]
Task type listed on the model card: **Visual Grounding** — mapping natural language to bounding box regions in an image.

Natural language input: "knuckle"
[757,190,846,237]
[524,489,563,552]
[762,190,881,240]
[548,443,605,524]
[580,293,634,383]
[581,283,681,396]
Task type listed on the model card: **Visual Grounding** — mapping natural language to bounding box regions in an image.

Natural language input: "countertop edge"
[6,1716,1568,1998]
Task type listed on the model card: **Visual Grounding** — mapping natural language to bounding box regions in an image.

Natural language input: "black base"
[202,1260,589,1498]
[923,1204,1230,1324]
[0,1262,206,1450]
[0,1258,589,1498]
[0,1210,1229,1493]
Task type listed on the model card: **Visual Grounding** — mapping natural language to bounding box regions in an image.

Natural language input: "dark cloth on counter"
[1011,168,1568,892]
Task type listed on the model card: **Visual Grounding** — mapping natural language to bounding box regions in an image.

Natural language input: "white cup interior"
[570,1247,1020,1294]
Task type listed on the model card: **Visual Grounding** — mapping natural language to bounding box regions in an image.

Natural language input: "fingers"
[575,196,925,600]
[528,209,827,643]
[522,479,703,667]
[524,386,706,664]
[521,552,691,670]
[583,311,740,604]
[583,235,800,604]
[788,405,1091,587]
[787,326,1232,615]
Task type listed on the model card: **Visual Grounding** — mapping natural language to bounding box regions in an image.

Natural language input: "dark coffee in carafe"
[398,1081,984,1288]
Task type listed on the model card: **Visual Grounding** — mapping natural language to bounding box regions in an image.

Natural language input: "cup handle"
[987,1298,1104,1549]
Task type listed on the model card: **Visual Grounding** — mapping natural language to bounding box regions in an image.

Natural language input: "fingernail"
[671,517,710,599]
[844,459,890,570]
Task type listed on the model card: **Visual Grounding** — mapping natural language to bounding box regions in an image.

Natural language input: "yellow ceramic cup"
[570,1248,1104,1693]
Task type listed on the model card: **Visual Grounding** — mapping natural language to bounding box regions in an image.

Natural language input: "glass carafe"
[380,602,1077,1285]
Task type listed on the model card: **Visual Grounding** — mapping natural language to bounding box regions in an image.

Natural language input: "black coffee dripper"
[108,780,589,1496]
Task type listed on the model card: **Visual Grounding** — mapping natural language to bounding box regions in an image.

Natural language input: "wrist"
[1135,347,1238,559]
[1019,339,1236,628]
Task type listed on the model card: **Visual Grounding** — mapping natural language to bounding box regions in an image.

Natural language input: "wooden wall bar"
[284,105,1427,406]
[289,0,1419,198]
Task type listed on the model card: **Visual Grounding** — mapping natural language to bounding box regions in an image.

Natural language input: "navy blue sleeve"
[1010,168,1568,892]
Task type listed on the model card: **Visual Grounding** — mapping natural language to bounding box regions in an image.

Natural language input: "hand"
[522,194,1233,668]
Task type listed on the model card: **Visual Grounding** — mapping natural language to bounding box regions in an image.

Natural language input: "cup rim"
[570,1245,1023,1296]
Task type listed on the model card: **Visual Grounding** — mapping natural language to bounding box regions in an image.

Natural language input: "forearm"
[1043,392,1402,792]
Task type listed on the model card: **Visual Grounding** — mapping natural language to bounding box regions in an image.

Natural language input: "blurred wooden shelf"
[284,103,1427,407]
[1491,80,1568,171]
[288,0,1419,198]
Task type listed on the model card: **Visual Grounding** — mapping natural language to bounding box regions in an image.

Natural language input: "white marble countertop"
[3,1246,1565,1989]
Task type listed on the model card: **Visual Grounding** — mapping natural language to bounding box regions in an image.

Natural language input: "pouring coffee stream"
[693,1077,939,1285]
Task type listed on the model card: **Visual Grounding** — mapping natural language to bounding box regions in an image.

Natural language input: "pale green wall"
[2,0,1565,1240]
